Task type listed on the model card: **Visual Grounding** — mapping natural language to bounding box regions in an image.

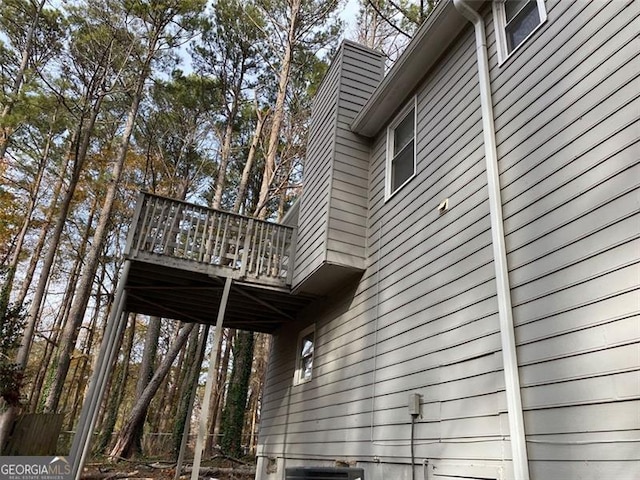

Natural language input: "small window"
[294,325,314,385]
[386,98,416,199]
[493,0,547,64]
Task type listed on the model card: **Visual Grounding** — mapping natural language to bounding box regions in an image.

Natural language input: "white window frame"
[493,0,547,65]
[293,324,315,385]
[385,96,417,201]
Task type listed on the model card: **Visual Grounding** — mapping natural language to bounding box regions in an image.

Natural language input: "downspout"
[452,2,531,480]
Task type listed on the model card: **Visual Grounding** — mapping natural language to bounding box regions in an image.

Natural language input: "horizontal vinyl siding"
[261,3,639,477]
[486,0,640,475]
[260,27,508,465]
[292,43,383,289]
[325,44,382,268]
[291,58,340,286]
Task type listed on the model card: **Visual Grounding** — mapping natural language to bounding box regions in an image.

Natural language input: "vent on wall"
[285,467,365,480]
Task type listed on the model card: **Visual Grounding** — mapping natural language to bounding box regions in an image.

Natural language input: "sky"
[340,0,361,37]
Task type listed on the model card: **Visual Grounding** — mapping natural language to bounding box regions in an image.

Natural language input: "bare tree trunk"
[109,322,196,459]
[254,0,301,219]
[25,187,98,412]
[245,333,271,455]
[56,191,103,414]
[16,91,104,372]
[0,105,56,324]
[151,323,186,437]
[136,317,161,399]
[0,111,99,441]
[128,315,161,454]
[208,328,232,453]
[90,281,120,446]
[27,254,77,412]
[220,330,254,457]
[44,49,152,412]
[162,341,186,433]
[14,133,73,312]
[71,256,112,423]
[233,106,267,214]
[27,226,86,412]
[212,116,236,209]
[172,324,206,457]
[277,180,288,221]
[65,259,107,430]
[0,0,47,160]
[147,322,180,435]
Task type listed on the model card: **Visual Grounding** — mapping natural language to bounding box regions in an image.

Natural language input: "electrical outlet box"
[408,393,421,416]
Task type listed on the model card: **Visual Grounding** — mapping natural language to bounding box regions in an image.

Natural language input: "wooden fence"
[3,413,63,455]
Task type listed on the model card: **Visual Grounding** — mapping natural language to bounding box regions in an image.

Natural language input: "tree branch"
[365,0,412,39]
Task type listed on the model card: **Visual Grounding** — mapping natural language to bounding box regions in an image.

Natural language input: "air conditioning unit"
[285,467,365,480]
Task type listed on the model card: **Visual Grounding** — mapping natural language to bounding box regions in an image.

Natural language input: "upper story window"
[386,97,417,200]
[294,324,314,385]
[493,0,547,64]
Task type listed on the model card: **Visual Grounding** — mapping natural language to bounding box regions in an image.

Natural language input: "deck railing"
[126,192,295,286]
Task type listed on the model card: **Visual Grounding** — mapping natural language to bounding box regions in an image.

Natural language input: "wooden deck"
[127,193,295,287]
[122,193,313,332]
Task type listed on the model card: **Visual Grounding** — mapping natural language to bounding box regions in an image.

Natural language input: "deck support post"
[174,324,210,480]
[190,276,232,480]
[71,259,131,480]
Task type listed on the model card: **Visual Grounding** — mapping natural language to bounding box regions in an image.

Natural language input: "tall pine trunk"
[128,315,161,454]
[66,256,108,427]
[245,333,271,454]
[93,314,135,455]
[233,106,267,214]
[0,94,104,445]
[254,0,300,219]
[44,41,154,412]
[14,132,74,313]
[212,108,237,209]
[0,0,47,160]
[16,91,105,372]
[219,330,254,458]
[172,324,207,457]
[0,104,56,324]
[207,328,232,453]
[109,322,196,459]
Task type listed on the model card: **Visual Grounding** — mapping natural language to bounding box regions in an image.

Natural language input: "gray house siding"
[362,19,507,465]
[257,1,639,479]
[292,42,384,293]
[485,0,640,477]
[259,24,514,477]
[291,59,338,287]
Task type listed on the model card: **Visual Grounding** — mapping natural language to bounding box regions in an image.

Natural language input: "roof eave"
[351,0,484,138]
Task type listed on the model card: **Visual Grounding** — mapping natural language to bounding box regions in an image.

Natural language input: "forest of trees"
[0,0,431,463]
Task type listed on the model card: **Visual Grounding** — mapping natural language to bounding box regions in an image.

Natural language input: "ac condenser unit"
[285,467,365,480]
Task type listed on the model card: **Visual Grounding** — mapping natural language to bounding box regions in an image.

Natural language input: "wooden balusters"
[129,193,294,286]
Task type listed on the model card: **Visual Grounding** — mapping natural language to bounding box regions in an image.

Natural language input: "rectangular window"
[294,325,314,385]
[494,0,547,64]
[386,98,416,199]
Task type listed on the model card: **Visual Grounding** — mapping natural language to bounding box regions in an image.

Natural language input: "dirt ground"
[81,458,256,480]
